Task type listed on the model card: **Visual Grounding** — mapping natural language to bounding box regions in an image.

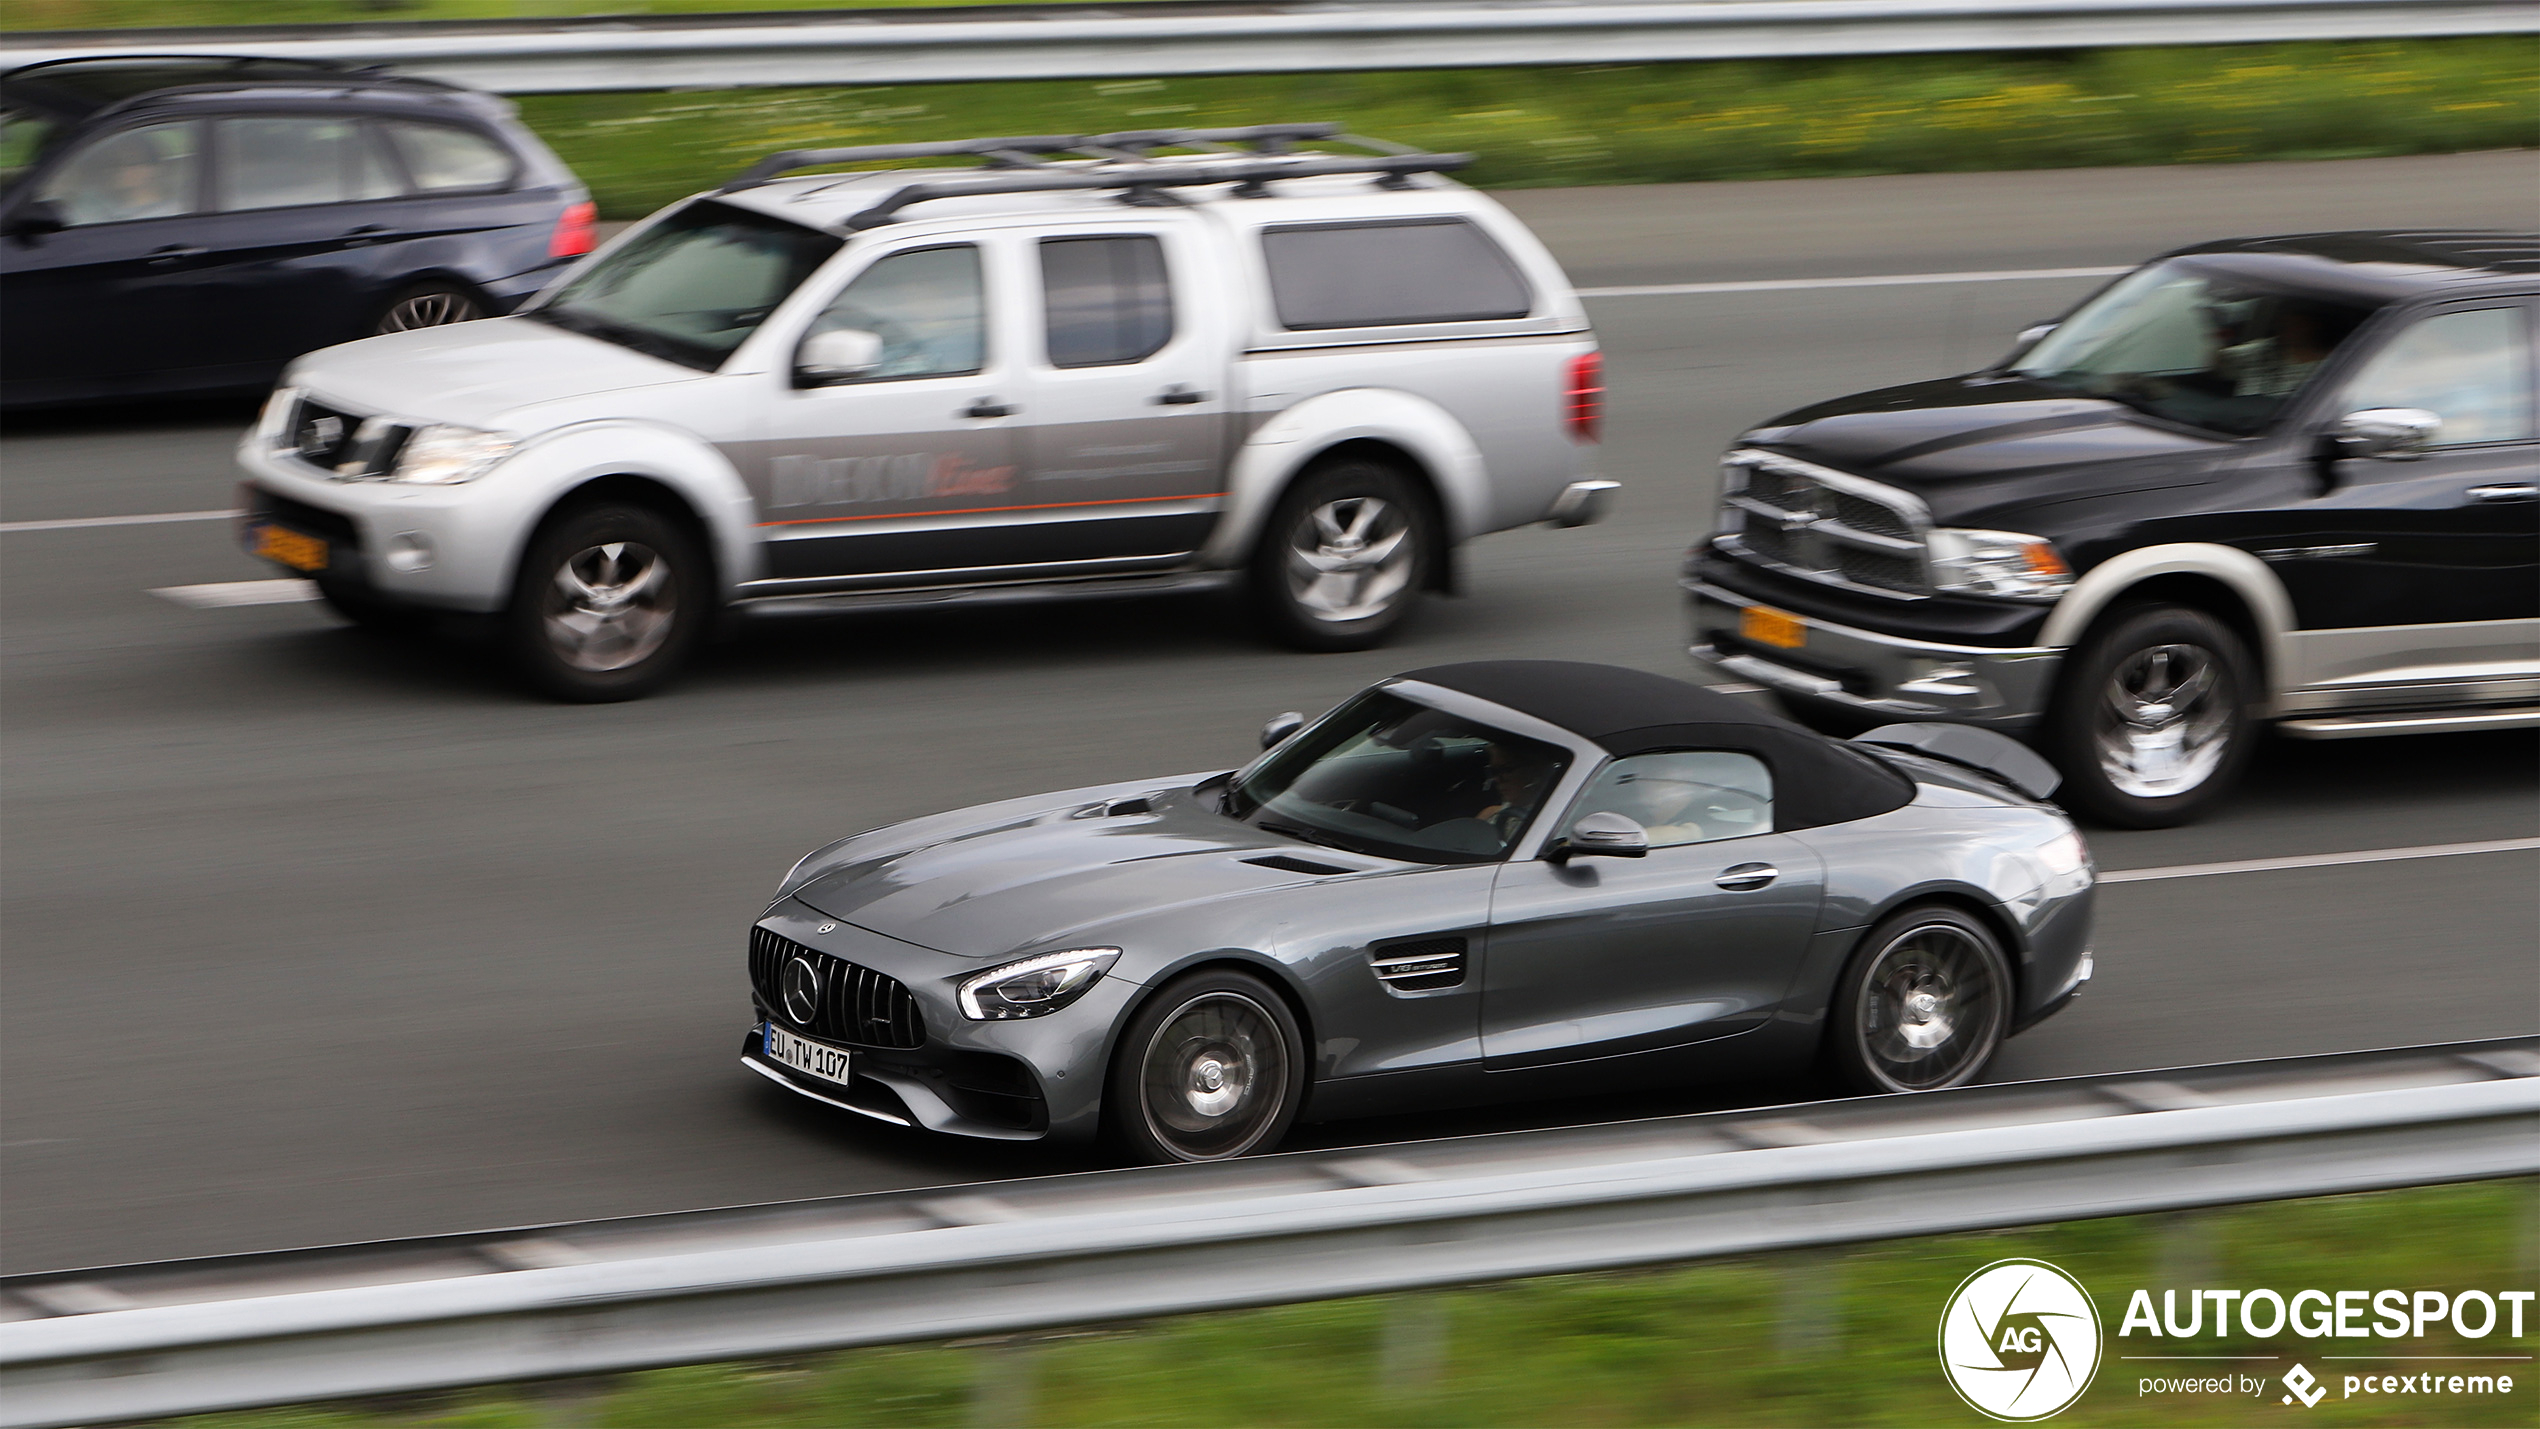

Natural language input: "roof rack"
[714,123,1471,228]
[2,54,461,120]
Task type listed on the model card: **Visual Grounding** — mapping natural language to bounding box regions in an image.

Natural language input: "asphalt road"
[4,153,2535,1275]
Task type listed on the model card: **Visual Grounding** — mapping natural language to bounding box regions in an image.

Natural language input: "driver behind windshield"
[1224,692,1569,863]
[2218,299,2363,398]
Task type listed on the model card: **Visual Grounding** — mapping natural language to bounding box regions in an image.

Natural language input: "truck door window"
[808,244,986,380]
[35,120,197,225]
[1040,234,1171,367]
[215,117,400,210]
[2339,307,2534,446]
[1260,218,1531,330]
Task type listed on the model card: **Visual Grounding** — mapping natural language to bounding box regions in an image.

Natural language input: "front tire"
[1248,458,1434,652]
[2041,604,2256,828]
[503,502,708,702]
[1827,905,2011,1095]
[1106,968,1305,1163]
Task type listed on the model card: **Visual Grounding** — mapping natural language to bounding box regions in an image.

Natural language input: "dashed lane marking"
[2103,836,2540,884]
[152,579,319,609]
[1577,266,2129,299]
[1,508,240,534]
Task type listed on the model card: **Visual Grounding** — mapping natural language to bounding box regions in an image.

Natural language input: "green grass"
[502,40,2540,219]
[163,1177,2537,1428]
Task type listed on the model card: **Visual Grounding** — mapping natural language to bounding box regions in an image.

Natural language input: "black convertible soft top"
[1401,659,1914,830]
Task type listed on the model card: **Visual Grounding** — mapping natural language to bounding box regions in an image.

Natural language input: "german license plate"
[1740,605,1806,650]
[764,1023,853,1086]
[254,523,328,573]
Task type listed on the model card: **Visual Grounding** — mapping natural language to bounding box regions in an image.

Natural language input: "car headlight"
[388,423,516,485]
[957,948,1120,1021]
[1713,457,1750,536]
[1927,528,2072,601]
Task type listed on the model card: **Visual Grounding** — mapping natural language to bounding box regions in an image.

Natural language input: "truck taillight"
[1564,350,1603,443]
[550,200,597,258]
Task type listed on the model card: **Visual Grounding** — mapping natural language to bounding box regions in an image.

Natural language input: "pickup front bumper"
[1685,577,2062,730]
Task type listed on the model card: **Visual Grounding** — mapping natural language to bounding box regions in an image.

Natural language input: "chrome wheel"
[1285,496,1413,624]
[1853,920,2003,1091]
[1138,991,1289,1160]
[2094,642,2230,799]
[377,288,483,333]
[541,541,675,673]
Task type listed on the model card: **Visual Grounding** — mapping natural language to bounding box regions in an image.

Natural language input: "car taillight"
[1564,350,1603,443]
[549,200,597,258]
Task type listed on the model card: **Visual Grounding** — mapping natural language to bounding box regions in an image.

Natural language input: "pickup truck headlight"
[957,949,1120,1021]
[389,423,516,485]
[1927,529,2072,601]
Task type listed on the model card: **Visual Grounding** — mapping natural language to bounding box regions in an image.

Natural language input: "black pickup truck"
[1686,231,2537,827]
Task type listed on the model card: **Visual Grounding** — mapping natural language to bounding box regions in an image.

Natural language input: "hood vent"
[1073,796,1154,819]
[1245,853,1353,877]
[1370,936,1466,992]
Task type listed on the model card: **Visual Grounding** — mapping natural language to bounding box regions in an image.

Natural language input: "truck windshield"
[2013,260,2374,436]
[1223,690,1570,865]
[528,200,841,371]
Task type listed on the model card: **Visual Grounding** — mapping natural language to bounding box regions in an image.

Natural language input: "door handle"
[1153,385,1207,405]
[962,397,1015,419]
[1716,863,1778,891]
[145,245,206,265]
[2468,484,2538,503]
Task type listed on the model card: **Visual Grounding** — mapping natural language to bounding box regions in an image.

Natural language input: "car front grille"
[750,925,927,1049]
[1724,453,1931,597]
[286,395,410,479]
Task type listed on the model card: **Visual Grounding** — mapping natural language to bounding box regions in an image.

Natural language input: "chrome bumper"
[1684,579,2062,729]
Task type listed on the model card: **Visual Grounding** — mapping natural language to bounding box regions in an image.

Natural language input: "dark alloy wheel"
[504,502,709,702]
[2042,604,2256,829]
[375,282,485,335]
[1827,905,2011,1094]
[1249,458,1435,652]
[1106,968,1305,1163]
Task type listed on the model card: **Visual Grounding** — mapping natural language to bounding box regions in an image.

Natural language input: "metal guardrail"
[5,0,2534,92]
[3,1037,2534,1428]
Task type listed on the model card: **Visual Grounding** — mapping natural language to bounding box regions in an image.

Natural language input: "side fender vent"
[1371,936,1467,992]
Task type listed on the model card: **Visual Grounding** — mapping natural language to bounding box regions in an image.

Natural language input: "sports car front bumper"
[740,900,1131,1144]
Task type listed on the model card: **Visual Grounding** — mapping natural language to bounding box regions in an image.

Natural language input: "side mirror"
[1547,811,1649,864]
[2015,321,2058,348]
[2329,408,2440,462]
[1259,711,1305,750]
[5,199,65,240]
[794,327,883,386]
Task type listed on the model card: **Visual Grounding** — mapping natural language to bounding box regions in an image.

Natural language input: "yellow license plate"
[255,524,328,573]
[1740,605,1806,650]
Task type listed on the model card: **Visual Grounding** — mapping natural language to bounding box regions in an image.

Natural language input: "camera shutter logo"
[780,954,824,1025]
[1939,1258,2103,1421]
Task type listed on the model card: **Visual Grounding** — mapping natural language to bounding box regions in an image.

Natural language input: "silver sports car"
[743,661,2095,1162]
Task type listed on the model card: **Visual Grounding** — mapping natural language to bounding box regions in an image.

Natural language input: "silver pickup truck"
[236,124,1615,699]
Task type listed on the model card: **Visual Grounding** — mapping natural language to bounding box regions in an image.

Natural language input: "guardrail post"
[1776,1250,1841,1361]
[967,1337,1039,1428]
[1377,1293,1451,1391]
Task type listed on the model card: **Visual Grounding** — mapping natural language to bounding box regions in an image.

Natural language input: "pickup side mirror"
[2015,320,2058,349]
[5,199,65,241]
[1259,711,1305,749]
[2329,407,2440,462]
[1547,811,1649,864]
[794,327,883,386]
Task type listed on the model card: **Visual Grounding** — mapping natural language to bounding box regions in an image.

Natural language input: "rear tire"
[2041,603,2256,828]
[1826,904,2011,1095]
[503,502,708,702]
[1248,458,1434,652]
[1105,968,1305,1164]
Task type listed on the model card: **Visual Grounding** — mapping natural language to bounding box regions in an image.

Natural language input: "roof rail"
[840,152,1473,231]
[719,123,1354,193]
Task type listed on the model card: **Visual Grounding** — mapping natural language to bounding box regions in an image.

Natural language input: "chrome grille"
[749,925,926,1049]
[1371,936,1466,993]
[1724,454,1930,597]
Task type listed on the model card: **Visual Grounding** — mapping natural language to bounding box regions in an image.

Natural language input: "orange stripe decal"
[759,493,1228,528]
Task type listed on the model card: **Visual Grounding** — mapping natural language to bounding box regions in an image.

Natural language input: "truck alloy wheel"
[1252,459,1432,651]
[2045,604,2256,828]
[506,503,707,702]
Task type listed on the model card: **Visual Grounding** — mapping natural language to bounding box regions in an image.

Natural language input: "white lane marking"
[2102,836,2540,884]
[152,579,319,609]
[1,508,240,534]
[1578,266,2127,299]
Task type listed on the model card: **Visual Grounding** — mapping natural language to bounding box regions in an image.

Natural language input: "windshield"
[529,199,841,371]
[1,107,59,191]
[2013,260,2375,436]
[1224,691,1571,864]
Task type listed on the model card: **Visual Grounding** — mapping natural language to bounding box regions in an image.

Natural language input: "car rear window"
[1040,234,1173,367]
[382,120,514,192]
[1260,218,1532,331]
[216,117,400,210]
